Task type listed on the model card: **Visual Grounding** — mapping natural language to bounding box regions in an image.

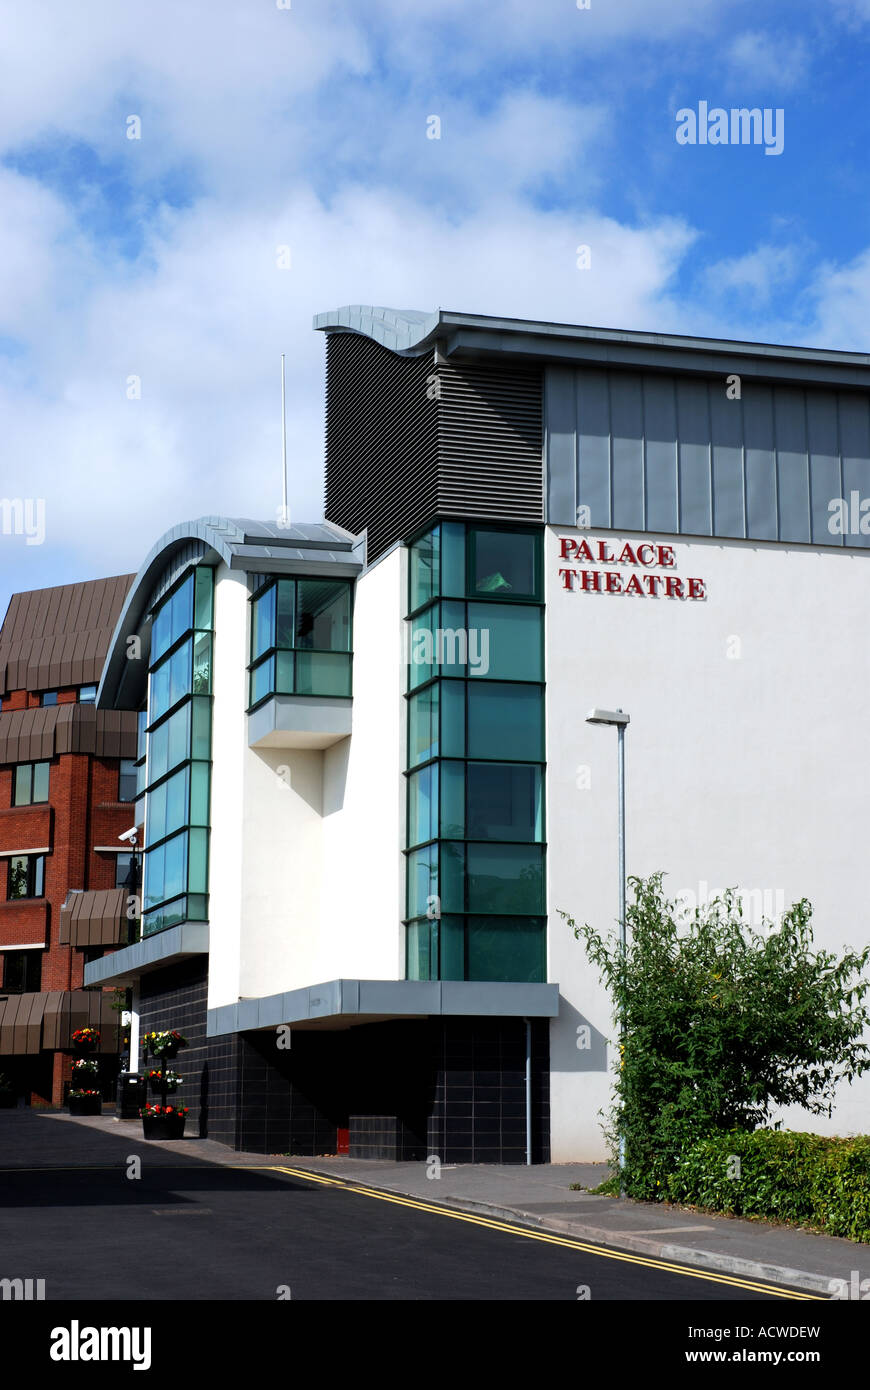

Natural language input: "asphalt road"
[0,1118,810,1301]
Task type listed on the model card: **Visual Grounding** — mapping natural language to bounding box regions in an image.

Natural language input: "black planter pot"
[69,1095,102,1116]
[0,1092,16,1109]
[142,1114,186,1140]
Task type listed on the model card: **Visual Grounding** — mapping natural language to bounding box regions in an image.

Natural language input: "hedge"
[657,1130,870,1242]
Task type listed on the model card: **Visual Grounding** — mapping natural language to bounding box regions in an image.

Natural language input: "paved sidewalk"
[25,1111,870,1296]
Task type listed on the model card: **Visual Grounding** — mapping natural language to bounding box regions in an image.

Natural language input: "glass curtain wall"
[142,565,214,936]
[405,522,546,982]
[248,576,353,706]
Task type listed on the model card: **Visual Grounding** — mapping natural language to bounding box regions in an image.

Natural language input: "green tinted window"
[440,680,466,757]
[276,581,294,648]
[465,917,545,982]
[469,528,541,600]
[294,652,352,697]
[465,843,544,914]
[406,844,437,920]
[407,763,438,848]
[439,761,465,838]
[408,685,438,767]
[253,585,275,660]
[194,565,213,630]
[296,581,351,651]
[440,523,466,598]
[468,603,542,682]
[409,527,439,612]
[467,683,544,761]
[466,763,543,842]
[439,841,465,913]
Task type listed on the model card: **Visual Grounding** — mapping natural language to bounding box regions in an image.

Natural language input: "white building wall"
[207,546,407,1009]
[319,544,407,982]
[206,564,248,1010]
[546,526,870,1159]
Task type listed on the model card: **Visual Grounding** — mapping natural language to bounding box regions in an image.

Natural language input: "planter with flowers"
[148,1069,182,1095]
[142,1030,187,1062]
[140,1030,189,1139]
[141,1103,188,1140]
[68,1089,102,1116]
[71,1027,100,1056]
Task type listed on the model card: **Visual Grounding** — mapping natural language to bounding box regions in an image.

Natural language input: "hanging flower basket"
[72,1058,98,1080]
[148,1070,182,1095]
[140,1104,188,1140]
[143,1030,188,1061]
[71,1027,100,1055]
[69,1089,102,1116]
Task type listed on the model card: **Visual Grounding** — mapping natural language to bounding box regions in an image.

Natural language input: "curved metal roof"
[312,305,441,355]
[314,304,870,384]
[97,516,362,710]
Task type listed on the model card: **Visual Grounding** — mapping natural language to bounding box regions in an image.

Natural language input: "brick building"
[0,576,139,1106]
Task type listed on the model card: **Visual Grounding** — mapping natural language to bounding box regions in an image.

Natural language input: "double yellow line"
[255,1164,819,1300]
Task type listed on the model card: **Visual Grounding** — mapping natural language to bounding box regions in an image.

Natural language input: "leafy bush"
[662,1130,870,1242]
[561,873,870,1204]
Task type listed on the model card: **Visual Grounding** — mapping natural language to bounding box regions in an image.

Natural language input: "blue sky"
[1,0,870,620]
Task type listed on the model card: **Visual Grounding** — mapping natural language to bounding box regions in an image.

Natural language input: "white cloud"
[703,243,803,305]
[725,31,809,89]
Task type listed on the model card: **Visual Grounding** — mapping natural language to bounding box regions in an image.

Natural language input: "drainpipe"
[524,1017,532,1165]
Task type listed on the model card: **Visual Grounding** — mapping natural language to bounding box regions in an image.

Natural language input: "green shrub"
[560,873,870,1211]
[662,1130,870,1242]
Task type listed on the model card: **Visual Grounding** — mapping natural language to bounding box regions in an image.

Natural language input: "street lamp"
[585,707,630,1192]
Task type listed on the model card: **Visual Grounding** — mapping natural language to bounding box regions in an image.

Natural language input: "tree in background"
[561,873,870,1199]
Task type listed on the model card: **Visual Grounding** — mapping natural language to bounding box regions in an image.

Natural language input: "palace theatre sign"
[558,537,707,600]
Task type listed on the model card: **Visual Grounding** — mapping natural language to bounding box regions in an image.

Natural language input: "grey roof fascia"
[83,922,209,986]
[440,326,870,390]
[207,979,559,1036]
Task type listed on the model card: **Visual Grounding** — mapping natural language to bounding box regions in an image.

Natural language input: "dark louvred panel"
[324,333,439,562]
[323,333,544,560]
[437,359,543,521]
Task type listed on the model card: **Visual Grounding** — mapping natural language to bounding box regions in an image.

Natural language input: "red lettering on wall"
[643,574,662,596]
[624,574,644,596]
[605,571,623,594]
[558,567,575,590]
[665,576,685,598]
[576,539,595,563]
[687,577,706,600]
[657,544,676,568]
[579,569,602,593]
[637,544,656,565]
[597,540,615,564]
[617,542,637,565]
[559,538,579,560]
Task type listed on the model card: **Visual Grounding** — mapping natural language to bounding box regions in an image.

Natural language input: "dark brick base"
[137,966,550,1162]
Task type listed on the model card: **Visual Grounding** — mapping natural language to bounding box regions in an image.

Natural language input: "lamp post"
[585,707,630,1192]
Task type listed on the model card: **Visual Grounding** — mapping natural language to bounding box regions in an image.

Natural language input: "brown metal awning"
[42,990,117,1051]
[59,888,128,947]
[0,990,50,1054]
[0,705,137,763]
[0,990,118,1055]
